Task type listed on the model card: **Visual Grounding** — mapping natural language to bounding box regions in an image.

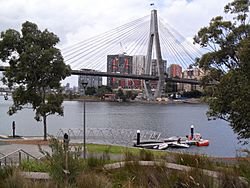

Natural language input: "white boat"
[164,136,179,142]
[164,136,187,142]
[168,142,189,148]
[157,142,169,150]
[135,143,163,149]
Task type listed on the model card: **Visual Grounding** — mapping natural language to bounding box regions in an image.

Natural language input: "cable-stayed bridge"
[0,9,202,100]
[62,11,201,72]
[62,9,201,100]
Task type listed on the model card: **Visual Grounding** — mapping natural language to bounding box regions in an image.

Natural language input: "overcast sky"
[0,0,232,87]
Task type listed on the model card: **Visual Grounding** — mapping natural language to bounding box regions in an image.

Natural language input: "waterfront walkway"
[0,138,50,159]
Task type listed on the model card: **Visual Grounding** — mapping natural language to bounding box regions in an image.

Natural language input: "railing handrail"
[0,149,39,161]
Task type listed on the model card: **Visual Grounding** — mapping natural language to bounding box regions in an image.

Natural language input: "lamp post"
[81,81,88,159]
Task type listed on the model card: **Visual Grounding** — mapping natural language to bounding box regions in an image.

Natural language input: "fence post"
[19,151,21,165]
[12,121,16,138]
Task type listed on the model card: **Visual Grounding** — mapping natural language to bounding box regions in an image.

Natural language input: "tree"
[165,82,177,93]
[194,0,250,140]
[125,90,135,100]
[182,90,203,98]
[96,85,112,98]
[0,21,71,140]
[85,86,97,96]
[116,88,126,102]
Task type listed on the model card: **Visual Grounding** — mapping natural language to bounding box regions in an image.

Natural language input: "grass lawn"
[85,143,168,157]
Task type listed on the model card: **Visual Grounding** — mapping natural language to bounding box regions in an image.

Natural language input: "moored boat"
[196,139,209,147]
[157,142,169,150]
[168,142,189,148]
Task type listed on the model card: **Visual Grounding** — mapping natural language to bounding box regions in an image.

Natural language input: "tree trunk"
[43,116,47,141]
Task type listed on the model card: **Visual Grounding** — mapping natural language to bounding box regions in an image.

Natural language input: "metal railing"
[0,152,5,157]
[0,149,39,167]
[56,128,161,145]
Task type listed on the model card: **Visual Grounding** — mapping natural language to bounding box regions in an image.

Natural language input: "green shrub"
[0,166,14,181]
[20,160,49,172]
[109,162,216,188]
[139,149,154,161]
[236,159,250,182]
[218,168,249,188]
[2,171,27,188]
[39,137,85,185]
[174,153,213,169]
[86,155,104,168]
[76,172,112,188]
[172,169,215,188]
[123,150,137,161]
[86,151,111,169]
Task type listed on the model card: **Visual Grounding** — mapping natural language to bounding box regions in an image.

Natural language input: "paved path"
[0,141,50,159]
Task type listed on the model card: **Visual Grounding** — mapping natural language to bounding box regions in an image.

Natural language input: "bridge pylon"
[144,9,165,100]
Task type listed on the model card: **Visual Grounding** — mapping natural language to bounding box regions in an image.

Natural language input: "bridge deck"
[0,66,199,84]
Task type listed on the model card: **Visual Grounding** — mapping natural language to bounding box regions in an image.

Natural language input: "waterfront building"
[131,55,146,89]
[107,54,133,89]
[167,64,182,78]
[132,55,146,75]
[167,64,183,91]
[78,69,102,94]
[182,67,205,91]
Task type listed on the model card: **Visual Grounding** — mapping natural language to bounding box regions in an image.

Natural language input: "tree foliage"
[96,85,112,97]
[85,86,97,96]
[0,21,71,140]
[116,88,126,102]
[194,0,250,140]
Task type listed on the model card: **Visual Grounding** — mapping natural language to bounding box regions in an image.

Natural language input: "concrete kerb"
[20,172,51,180]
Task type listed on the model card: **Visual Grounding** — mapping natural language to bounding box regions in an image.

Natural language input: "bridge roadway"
[0,66,199,84]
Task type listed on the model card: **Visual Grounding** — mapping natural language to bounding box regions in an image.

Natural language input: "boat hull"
[196,140,209,147]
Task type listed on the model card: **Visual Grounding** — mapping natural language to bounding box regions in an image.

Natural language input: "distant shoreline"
[64,97,204,104]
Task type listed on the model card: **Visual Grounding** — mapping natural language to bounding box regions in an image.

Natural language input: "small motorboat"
[196,140,209,147]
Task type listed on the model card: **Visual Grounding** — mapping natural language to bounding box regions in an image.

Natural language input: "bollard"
[190,125,194,140]
[63,133,69,150]
[136,130,140,146]
[12,121,15,138]
[63,133,70,175]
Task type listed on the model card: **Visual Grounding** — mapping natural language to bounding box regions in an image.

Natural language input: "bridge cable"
[64,19,149,68]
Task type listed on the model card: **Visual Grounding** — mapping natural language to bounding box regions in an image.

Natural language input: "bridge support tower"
[144,9,165,100]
